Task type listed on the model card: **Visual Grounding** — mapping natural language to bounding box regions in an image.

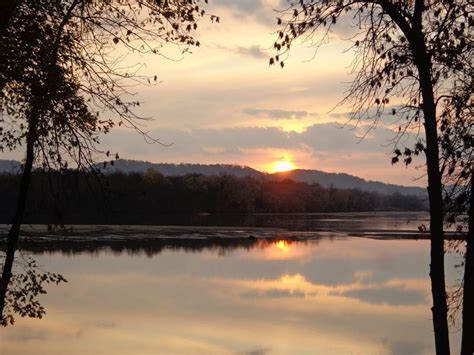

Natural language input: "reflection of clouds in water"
[335,286,426,306]
[381,338,431,355]
[92,320,116,329]
[236,273,427,307]
[2,237,455,355]
[374,250,396,271]
[236,239,431,288]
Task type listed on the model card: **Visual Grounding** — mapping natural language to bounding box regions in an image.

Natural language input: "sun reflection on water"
[275,240,290,253]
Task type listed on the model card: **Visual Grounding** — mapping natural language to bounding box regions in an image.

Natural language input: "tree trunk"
[461,172,473,355]
[0,0,78,321]
[423,103,450,355]
[0,0,28,318]
[0,111,37,320]
[414,44,450,354]
[426,168,450,355]
[382,4,451,351]
[378,6,451,349]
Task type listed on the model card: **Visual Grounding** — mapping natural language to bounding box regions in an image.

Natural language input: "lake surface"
[0,214,464,354]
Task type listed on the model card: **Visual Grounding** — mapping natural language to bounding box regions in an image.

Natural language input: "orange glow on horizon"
[272,161,296,173]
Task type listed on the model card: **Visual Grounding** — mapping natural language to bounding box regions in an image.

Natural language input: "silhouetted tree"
[0,255,66,326]
[461,172,473,354]
[440,69,473,355]
[271,1,472,353]
[0,0,209,325]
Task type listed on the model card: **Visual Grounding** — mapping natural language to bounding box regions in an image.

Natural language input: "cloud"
[211,0,278,28]
[236,347,272,355]
[215,44,268,59]
[99,121,424,185]
[329,111,352,120]
[276,1,360,40]
[235,45,267,59]
[240,288,305,299]
[243,108,309,119]
[8,327,48,342]
[92,320,116,329]
[214,0,264,15]
[202,146,226,154]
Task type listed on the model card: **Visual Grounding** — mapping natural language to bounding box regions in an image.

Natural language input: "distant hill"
[0,158,426,196]
[101,159,425,197]
[270,169,426,197]
[98,159,263,178]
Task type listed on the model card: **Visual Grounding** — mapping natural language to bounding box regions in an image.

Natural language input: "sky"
[4,0,425,186]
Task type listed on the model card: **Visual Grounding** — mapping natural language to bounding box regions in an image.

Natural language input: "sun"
[273,161,295,173]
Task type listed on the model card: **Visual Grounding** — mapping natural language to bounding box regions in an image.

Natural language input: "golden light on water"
[247,239,310,260]
[275,240,290,253]
[273,161,295,173]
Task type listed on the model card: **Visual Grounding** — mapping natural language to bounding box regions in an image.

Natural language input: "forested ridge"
[0,158,427,196]
[0,170,426,225]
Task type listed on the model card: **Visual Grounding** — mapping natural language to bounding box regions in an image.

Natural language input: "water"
[0,234,463,355]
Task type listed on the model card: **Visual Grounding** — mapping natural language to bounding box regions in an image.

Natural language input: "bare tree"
[270,1,472,354]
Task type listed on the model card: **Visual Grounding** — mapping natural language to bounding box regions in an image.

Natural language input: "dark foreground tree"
[0,254,66,326]
[439,67,473,355]
[461,171,473,354]
[0,0,209,325]
[271,1,472,354]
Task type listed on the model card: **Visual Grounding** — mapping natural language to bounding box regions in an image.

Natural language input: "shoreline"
[0,223,465,243]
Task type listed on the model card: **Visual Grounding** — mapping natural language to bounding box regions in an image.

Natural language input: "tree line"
[0,170,426,224]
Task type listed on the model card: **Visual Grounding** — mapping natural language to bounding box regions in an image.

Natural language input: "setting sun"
[273,161,296,173]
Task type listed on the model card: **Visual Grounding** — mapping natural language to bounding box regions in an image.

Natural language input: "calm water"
[0,236,463,355]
